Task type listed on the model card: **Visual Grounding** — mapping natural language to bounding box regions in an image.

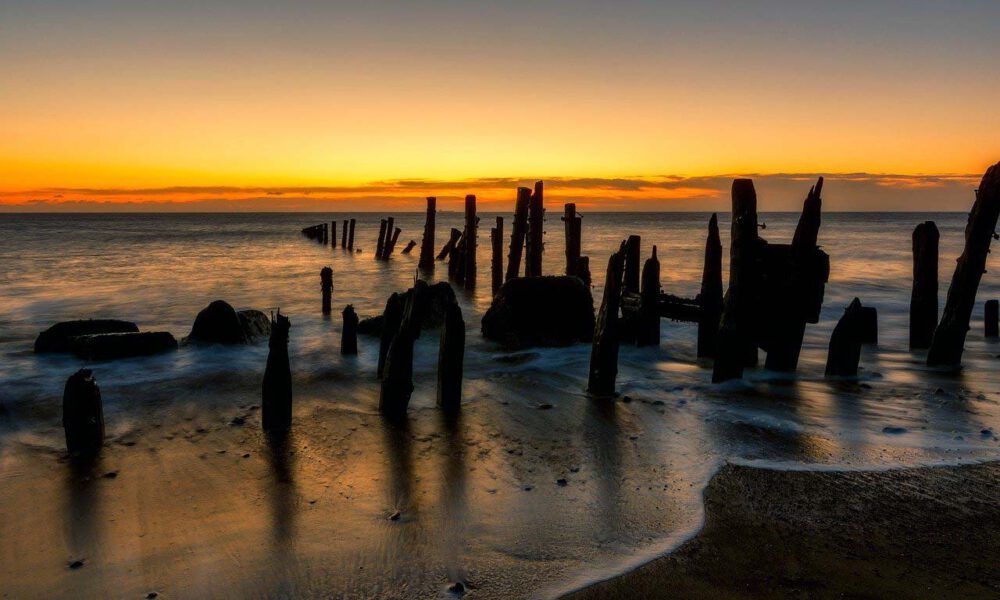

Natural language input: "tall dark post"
[262,311,292,431]
[910,221,939,349]
[376,219,388,259]
[826,299,864,377]
[341,219,348,248]
[380,283,427,419]
[63,369,104,457]
[713,179,760,382]
[437,228,462,261]
[577,256,592,288]
[322,223,329,245]
[563,203,582,277]
[928,163,1000,367]
[491,217,504,296]
[437,300,465,412]
[419,197,436,271]
[986,300,999,338]
[449,233,466,283]
[637,246,661,346]
[342,304,358,355]
[321,266,333,315]
[506,187,531,281]
[331,221,337,248]
[377,293,404,379]
[588,241,627,396]
[463,195,477,289]
[384,224,401,258]
[623,235,641,294]
[526,181,545,277]
[697,214,723,358]
[348,219,356,250]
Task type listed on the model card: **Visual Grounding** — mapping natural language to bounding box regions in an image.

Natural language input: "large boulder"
[71,332,178,360]
[35,319,139,353]
[186,300,272,344]
[482,276,595,349]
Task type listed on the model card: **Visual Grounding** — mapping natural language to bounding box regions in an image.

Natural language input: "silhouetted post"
[376,219,388,259]
[577,256,592,288]
[63,369,104,457]
[401,240,417,254]
[986,300,999,338]
[490,217,504,295]
[331,221,337,248]
[563,203,582,277]
[826,298,864,377]
[698,214,723,358]
[506,187,531,281]
[859,307,878,344]
[928,163,1000,367]
[323,223,329,245]
[463,195,477,290]
[348,219,356,250]
[588,241,627,396]
[342,305,358,355]
[377,293,404,379]
[910,221,939,349]
[713,179,760,382]
[437,228,462,260]
[637,246,661,346]
[341,219,348,248]
[419,197,436,271]
[379,282,427,419]
[437,299,465,411]
[384,224,401,258]
[321,266,333,315]
[526,181,545,277]
[449,233,466,283]
[262,311,292,431]
[623,235,641,294]
[380,217,396,259]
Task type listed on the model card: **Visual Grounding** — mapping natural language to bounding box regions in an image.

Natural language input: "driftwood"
[419,197,436,270]
[928,162,1000,367]
[377,293,404,379]
[63,369,104,457]
[342,305,358,355]
[348,219,356,250]
[910,221,939,349]
[826,298,864,377]
[563,203,582,277]
[437,299,465,411]
[379,282,428,419]
[321,266,333,315]
[262,311,292,431]
[463,195,477,290]
[987,300,999,338]
[491,217,504,296]
[506,187,531,281]
[588,241,626,396]
[437,228,462,261]
[636,246,661,346]
[526,181,545,277]
[697,214,723,358]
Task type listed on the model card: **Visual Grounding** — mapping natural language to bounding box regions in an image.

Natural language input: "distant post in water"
[910,221,939,349]
[826,299,864,377]
[986,300,999,338]
[506,187,531,281]
[348,219,356,250]
[331,221,337,248]
[342,304,359,355]
[419,197,436,271]
[463,195,477,290]
[637,246,661,347]
[697,214,723,358]
[376,219,388,259]
[262,311,292,431]
[63,368,104,457]
[491,217,504,296]
[321,266,333,315]
[588,241,627,396]
[341,219,348,248]
[437,300,465,412]
[384,223,401,259]
[563,203,582,277]
[401,240,417,254]
[526,181,545,277]
[438,228,462,261]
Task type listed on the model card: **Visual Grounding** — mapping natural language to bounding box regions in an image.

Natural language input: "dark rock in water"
[102,470,118,479]
[35,319,138,353]
[882,426,907,435]
[146,593,158,599]
[357,315,384,335]
[187,300,271,344]
[70,331,177,360]
[481,276,595,349]
[360,282,458,336]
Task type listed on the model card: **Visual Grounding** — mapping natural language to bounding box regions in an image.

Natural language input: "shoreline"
[563,460,1000,599]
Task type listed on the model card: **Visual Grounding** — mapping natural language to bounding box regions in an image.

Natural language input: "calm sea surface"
[1,211,998,598]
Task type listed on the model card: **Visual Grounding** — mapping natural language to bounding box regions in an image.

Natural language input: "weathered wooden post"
[577,256,592,288]
[526,181,545,277]
[910,221,939,349]
[637,246,661,346]
[341,219,348,248]
[401,240,417,254]
[859,307,878,344]
[506,187,531,281]
[437,299,465,412]
[986,300,999,338]
[623,235,641,295]
[826,298,864,377]
[379,282,427,419]
[928,163,1000,367]
[698,214,723,358]
[448,232,466,283]
[321,266,333,315]
[348,218,356,250]
[384,224,401,258]
[437,228,462,261]
[419,197,436,271]
[713,179,760,382]
[63,369,104,457]
[563,203,582,277]
[342,304,359,355]
[491,217,504,296]
[377,293,404,379]
[262,311,292,431]
[463,195,477,290]
[588,241,627,396]
[331,221,337,248]
[322,223,329,245]
[376,219,388,259]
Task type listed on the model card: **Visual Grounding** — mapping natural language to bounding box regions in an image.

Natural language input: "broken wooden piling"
[348,219,356,250]
[859,307,878,344]
[437,299,465,411]
[401,240,417,254]
[563,203,582,277]
[63,368,104,457]
[526,181,545,277]
[491,217,504,296]
[577,256,592,288]
[341,219,348,248]
[637,246,661,347]
[987,300,999,338]
[437,228,462,261]
[910,221,939,349]
[376,219,388,259]
[262,311,292,431]
[928,162,1000,367]
[826,298,864,377]
[379,282,428,419]
[331,221,337,248]
[506,187,531,281]
[419,197,437,271]
[697,214,723,358]
[588,241,627,396]
[463,195,477,290]
[377,293,404,379]
[384,223,401,259]
[623,235,641,295]
[342,304,358,355]
[321,266,333,315]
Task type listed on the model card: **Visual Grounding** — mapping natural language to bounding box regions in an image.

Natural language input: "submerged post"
[437,299,465,412]
[437,228,462,261]
[401,240,417,254]
[448,231,466,283]
[63,369,104,457]
[491,217,504,296]
[928,162,1000,367]
[563,203,582,277]
[376,219,388,259]
[637,246,661,347]
[506,187,531,281]
[826,298,864,377]
[342,304,359,355]
[526,181,545,277]
[910,221,939,349]
[463,195,477,290]
[321,266,333,315]
[987,300,999,338]
[262,311,292,431]
[697,214,723,358]
[588,241,627,396]
[419,197,437,271]
[348,219,356,250]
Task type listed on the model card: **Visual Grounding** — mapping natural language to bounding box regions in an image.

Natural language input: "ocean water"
[1,211,998,599]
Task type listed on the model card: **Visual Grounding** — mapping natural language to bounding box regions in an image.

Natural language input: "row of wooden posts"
[301,219,357,251]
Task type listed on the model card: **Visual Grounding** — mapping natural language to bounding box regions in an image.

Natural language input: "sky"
[1,0,998,212]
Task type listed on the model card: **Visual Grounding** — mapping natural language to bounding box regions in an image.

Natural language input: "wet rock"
[493,352,541,365]
[388,510,401,521]
[556,478,568,486]
[68,559,85,570]
[481,276,595,349]
[359,282,458,336]
[238,309,271,340]
[882,426,907,435]
[35,319,139,353]
[982,428,993,436]
[186,300,271,344]
[537,403,553,410]
[101,470,118,479]
[70,331,178,360]
[146,593,158,599]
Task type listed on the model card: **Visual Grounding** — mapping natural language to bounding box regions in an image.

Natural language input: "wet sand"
[566,461,1000,600]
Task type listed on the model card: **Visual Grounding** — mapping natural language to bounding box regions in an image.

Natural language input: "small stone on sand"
[68,559,85,569]
[447,581,466,594]
[556,478,568,487]
[102,471,118,479]
[537,403,553,410]
[388,510,401,521]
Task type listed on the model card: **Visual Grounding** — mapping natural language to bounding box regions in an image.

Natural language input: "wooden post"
[910,221,939,349]
[526,181,545,277]
[321,266,333,315]
[380,217,395,259]
[331,221,337,248]
[384,225,401,258]
[563,203,582,277]
[449,233,466,284]
[419,197,436,270]
[401,240,417,254]
[697,214,723,358]
[262,311,292,431]
[463,195,477,290]
[437,299,465,412]
[341,305,358,355]
[928,163,1000,367]
[577,256,591,288]
[506,187,531,281]
[588,241,627,396]
[437,228,462,261]
[623,235,641,295]
[379,283,426,419]
[826,298,864,377]
[637,246,661,347]
[341,219,348,248]
[491,217,504,296]
[376,219,388,259]
[348,219,356,250]
[377,293,404,379]
[986,300,999,338]
[859,307,878,344]
[323,223,329,245]
[713,179,760,382]
[63,368,104,457]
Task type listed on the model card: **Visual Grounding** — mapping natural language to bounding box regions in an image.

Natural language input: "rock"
[68,559,85,569]
[447,581,466,594]
[35,319,139,353]
[186,300,271,344]
[359,282,458,336]
[537,403,553,410]
[556,478,568,486]
[101,470,118,479]
[388,510,401,521]
[481,276,595,349]
[882,426,907,435]
[70,332,177,360]
[357,315,384,335]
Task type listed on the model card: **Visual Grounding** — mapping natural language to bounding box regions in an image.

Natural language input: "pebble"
[68,559,85,570]
[982,428,994,436]
[388,510,401,521]
[447,581,466,594]
[556,478,568,487]
[102,471,118,479]
[242,453,250,458]
[146,593,158,599]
